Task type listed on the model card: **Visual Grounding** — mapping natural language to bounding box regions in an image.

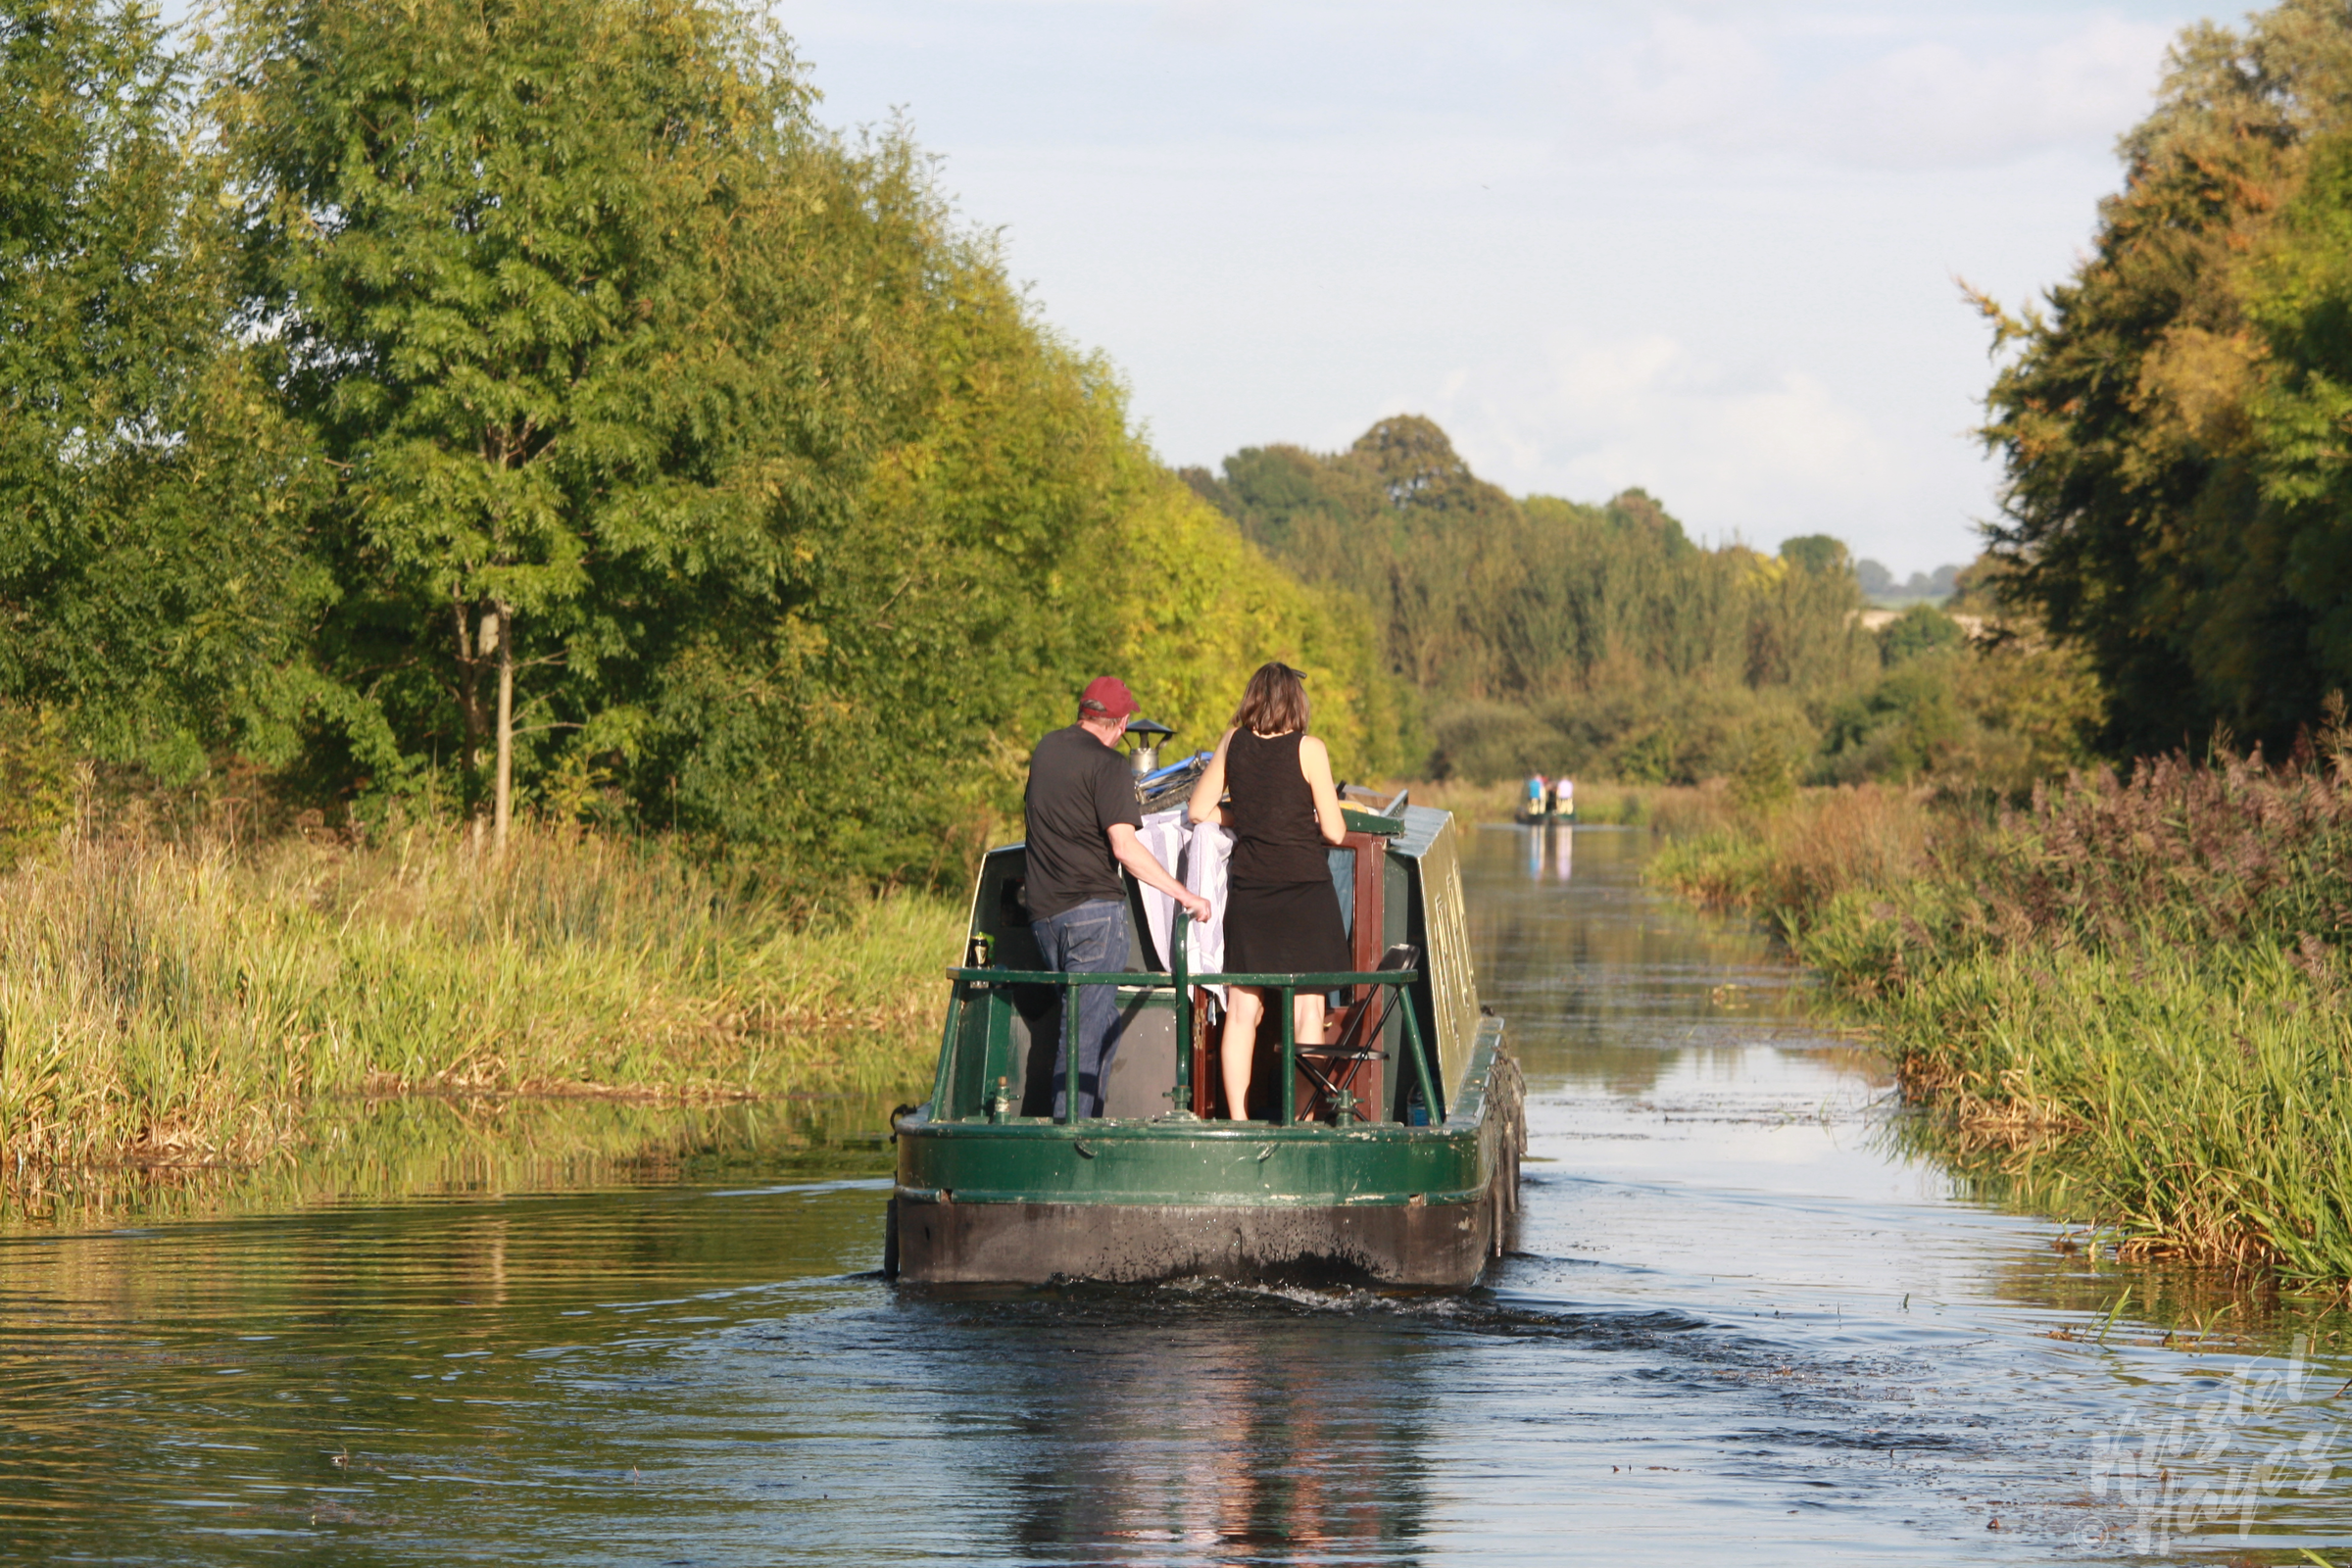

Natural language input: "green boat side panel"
[1387,808,1480,1104]
[903,1014,1513,1206]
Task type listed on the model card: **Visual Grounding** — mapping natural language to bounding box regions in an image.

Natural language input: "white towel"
[1180,820,1234,1011]
[1135,808,1189,969]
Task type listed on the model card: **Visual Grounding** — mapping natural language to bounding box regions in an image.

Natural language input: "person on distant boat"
[1187,662,1349,1120]
[1024,676,1210,1120]
[1525,773,1547,818]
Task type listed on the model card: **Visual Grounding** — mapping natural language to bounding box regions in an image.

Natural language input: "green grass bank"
[0,824,963,1176]
[1650,751,2352,1288]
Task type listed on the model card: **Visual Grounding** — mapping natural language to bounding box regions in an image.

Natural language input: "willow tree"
[215,0,915,847]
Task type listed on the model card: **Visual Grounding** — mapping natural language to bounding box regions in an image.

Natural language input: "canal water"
[5,826,2351,1565]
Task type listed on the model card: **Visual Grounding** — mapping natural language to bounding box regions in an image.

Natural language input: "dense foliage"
[0,0,1407,886]
[0,0,329,777]
[1187,417,2097,790]
[1979,0,2352,758]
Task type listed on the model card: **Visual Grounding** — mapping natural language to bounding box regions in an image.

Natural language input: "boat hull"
[889,1191,1501,1288]
[890,1023,1523,1289]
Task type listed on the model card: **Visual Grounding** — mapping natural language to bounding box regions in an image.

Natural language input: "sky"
[780,1,2227,573]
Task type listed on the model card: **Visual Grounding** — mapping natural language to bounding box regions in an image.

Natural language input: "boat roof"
[1383,804,1451,861]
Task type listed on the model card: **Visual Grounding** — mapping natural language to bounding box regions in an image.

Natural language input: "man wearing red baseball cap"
[1023,676,1211,1120]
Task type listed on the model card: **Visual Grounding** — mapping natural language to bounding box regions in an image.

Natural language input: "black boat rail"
[940,912,1442,1127]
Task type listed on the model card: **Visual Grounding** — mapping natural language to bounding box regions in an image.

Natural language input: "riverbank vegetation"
[1647,0,2352,1293]
[1654,735,2352,1287]
[0,812,961,1172]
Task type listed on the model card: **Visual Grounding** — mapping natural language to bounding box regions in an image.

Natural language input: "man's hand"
[1106,823,1213,925]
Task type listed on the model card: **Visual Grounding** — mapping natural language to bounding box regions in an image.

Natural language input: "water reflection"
[1478,825,1829,1098]
[947,1291,1429,1561]
[1522,820,1573,884]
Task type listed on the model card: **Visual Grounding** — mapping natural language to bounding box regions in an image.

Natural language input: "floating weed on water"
[2096,1287,2133,1346]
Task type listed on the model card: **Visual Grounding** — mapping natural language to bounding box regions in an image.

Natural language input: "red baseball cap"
[1079,676,1140,719]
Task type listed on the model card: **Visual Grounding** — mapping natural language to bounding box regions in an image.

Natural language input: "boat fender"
[886,1102,918,1143]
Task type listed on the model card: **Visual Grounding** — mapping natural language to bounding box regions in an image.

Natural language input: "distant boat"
[1514,786,1575,827]
[888,765,1524,1289]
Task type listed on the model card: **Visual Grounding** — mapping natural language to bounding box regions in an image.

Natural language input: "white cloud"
[1544,8,2176,171]
[1802,16,2176,168]
[1592,15,1778,144]
[1423,335,1906,549]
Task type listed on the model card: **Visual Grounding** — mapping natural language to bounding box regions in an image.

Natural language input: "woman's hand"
[1187,728,1237,826]
[1298,735,1347,845]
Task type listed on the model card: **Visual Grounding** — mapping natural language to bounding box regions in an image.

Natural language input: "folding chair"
[1295,944,1420,1123]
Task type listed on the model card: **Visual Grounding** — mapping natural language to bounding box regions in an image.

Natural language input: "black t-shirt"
[1023,725,1142,920]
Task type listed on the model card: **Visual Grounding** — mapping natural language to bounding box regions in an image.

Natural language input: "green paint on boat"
[890,799,1525,1289]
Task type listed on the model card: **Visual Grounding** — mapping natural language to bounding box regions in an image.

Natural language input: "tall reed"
[0,824,964,1172]
[1651,752,2352,1286]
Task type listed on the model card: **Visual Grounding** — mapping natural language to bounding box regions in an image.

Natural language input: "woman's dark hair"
[1231,662,1310,736]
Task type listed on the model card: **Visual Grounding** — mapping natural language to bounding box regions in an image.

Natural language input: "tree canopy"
[0,0,1410,886]
[1977,0,2352,756]
[0,0,329,778]
[1187,420,1888,783]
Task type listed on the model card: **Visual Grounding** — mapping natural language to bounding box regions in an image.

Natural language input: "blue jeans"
[1034,899,1128,1120]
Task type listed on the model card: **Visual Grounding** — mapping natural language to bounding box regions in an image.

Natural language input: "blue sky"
[783,1,2225,572]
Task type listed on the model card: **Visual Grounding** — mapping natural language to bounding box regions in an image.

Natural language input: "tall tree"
[1975,1,2352,754]
[0,0,327,777]
[216,0,916,847]
[2246,127,2352,698]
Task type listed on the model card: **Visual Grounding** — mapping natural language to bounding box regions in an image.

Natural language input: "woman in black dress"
[1186,662,1349,1120]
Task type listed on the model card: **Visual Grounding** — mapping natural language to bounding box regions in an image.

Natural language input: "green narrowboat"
[886,777,1525,1289]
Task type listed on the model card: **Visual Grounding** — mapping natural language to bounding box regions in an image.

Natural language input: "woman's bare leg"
[1222,987,1262,1120]
[1291,992,1330,1118]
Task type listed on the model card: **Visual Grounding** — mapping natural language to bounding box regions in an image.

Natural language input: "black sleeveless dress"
[1222,730,1348,975]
